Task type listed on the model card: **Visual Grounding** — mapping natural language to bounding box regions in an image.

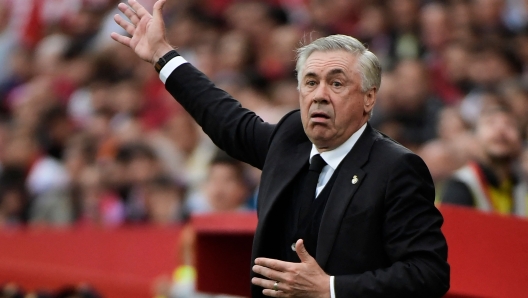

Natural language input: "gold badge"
[352,175,358,184]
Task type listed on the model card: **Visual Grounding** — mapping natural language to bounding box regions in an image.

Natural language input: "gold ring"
[273,281,279,291]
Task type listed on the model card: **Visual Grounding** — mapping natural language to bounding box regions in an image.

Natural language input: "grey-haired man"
[112,1,449,297]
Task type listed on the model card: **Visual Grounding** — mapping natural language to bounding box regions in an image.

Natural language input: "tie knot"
[309,154,327,173]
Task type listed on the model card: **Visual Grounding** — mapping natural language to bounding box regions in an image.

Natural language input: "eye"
[306,80,317,87]
[332,81,342,87]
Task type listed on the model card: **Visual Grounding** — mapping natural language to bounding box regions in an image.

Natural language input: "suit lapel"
[257,140,311,233]
[316,124,379,268]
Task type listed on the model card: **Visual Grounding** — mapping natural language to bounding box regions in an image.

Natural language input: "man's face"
[476,111,521,162]
[394,60,428,110]
[299,50,375,151]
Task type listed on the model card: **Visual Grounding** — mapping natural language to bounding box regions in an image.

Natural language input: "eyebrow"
[304,72,318,79]
[328,68,346,76]
[303,68,347,79]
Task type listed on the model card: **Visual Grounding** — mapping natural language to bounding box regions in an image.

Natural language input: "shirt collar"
[309,123,367,170]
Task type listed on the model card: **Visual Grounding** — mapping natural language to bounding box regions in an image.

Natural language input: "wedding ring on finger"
[273,281,279,291]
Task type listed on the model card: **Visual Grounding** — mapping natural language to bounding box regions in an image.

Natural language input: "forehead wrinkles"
[303,56,356,77]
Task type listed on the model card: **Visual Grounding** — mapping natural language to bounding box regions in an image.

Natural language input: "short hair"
[116,142,157,164]
[146,174,186,197]
[209,150,252,189]
[295,35,382,92]
[210,151,245,180]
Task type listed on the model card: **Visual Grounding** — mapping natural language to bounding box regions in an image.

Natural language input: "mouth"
[310,111,330,121]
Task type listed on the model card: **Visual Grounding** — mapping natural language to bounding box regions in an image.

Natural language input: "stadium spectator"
[371,59,443,151]
[144,174,186,225]
[186,151,254,214]
[0,0,525,230]
[441,101,527,215]
[114,142,164,222]
[0,167,28,227]
[77,164,124,226]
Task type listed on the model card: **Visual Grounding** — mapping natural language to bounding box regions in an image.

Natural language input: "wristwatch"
[154,50,180,73]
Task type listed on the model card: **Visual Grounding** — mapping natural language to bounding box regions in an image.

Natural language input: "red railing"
[1,206,528,297]
[0,226,182,298]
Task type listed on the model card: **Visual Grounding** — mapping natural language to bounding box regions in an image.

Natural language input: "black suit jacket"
[165,63,450,297]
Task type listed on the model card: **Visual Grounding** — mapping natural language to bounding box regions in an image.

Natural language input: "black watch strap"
[154,50,180,73]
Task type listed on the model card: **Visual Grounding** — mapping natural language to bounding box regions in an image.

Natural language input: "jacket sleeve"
[163,63,275,170]
[335,153,450,297]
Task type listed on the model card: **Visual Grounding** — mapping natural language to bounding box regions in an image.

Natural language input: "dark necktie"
[297,154,327,229]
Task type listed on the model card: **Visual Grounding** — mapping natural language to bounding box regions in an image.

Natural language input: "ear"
[363,87,377,116]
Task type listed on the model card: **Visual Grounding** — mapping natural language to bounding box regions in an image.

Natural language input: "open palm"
[111,0,173,64]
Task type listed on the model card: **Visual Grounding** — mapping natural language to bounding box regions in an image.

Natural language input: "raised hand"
[252,239,330,298]
[111,0,173,65]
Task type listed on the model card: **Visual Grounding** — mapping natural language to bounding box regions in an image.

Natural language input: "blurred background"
[0,0,527,297]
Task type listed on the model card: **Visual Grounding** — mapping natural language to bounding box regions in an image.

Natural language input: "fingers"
[252,278,287,297]
[253,265,284,282]
[110,32,131,47]
[252,277,284,291]
[295,239,313,263]
[117,2,140,25]
[114,14,135,36]
[262,289,287,297]
[254,258,290,272]
[128,0,151,19]
[152,0,166,21]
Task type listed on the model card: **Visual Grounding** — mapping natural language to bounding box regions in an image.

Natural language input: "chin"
[308,132,330,144]
[308,124,331,136]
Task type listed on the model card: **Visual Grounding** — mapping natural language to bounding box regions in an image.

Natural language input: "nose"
[312,83,330,104]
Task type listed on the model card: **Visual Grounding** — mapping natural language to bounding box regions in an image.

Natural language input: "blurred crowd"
[0,0,528,229]
[0,283,101,298]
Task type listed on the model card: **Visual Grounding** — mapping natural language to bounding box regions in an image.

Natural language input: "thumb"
[153,0,166,20]
[295,239,313,263]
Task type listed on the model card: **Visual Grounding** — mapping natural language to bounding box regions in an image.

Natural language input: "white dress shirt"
[309,123,366,298]
[310,123,367,198]
[160,57,367,298]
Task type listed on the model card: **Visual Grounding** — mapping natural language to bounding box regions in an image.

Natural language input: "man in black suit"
[111,0,450,297]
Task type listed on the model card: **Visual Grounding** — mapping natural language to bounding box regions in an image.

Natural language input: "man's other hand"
[111,0,173,65]
[252,239,331,298]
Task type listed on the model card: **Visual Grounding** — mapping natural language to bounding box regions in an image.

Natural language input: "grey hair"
[295,35,382,93]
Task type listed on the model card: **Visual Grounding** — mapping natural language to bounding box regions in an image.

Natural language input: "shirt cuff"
[159,56,188,84]
[330,276,336,298]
